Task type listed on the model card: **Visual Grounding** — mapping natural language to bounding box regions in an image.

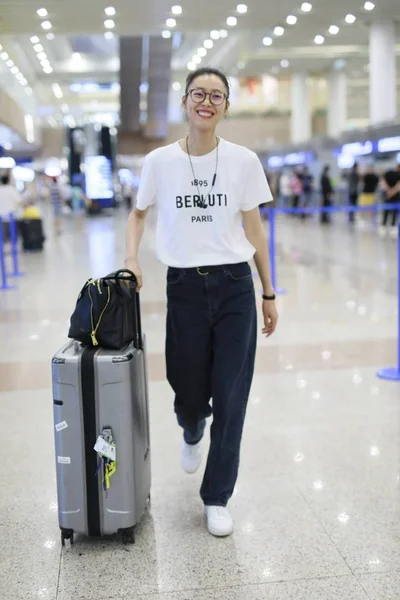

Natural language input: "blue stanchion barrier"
[0,217,16,291]
[7,212,24,277]
[268,207,287,295]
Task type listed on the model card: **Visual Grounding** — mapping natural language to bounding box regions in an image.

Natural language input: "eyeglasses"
[187,88,227,106]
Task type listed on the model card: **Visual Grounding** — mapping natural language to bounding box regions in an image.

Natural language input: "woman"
[49,176,63,234]
[320,165,334,224]
[359,165,379,225]
[348,162,359,224]
[125,67,278,537]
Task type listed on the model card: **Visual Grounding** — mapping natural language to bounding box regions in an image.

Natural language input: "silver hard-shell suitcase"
[52,292,151,546]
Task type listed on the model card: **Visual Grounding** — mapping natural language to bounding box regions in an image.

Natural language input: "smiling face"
[183,73,229,132]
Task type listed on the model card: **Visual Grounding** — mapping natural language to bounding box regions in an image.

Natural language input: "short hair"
[185,67,230,99]
[1,174,10,185]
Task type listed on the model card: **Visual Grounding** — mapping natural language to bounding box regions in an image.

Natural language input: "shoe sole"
[207,524,234,537]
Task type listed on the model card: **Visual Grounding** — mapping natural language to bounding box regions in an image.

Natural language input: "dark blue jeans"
[166,262,257,507]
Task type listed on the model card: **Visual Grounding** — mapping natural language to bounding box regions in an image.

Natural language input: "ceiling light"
[33,43,44,52]
[161,30,172,38]
[30,35,40,43]
[105,31,114,39]
[171,5,182,15]
[41,20,52,29]
[364,1,375,9]
[314,34,325,44]
[72,52,81,60]
[43,66,53,73]
[20,80,27,86]
[187,61,196,71]
[104,6,116,16]
[52,83,63,98]
[193,55,201,64]
[11,66,19,75]
[6,59,14,67]
[16,73,24,80]
[37,8,48,17]
[41,59,51,68]
[301,2,312,11]
[37,52,47,60]
[1,52,9,60]
[61,103,69,113]
[46,33,55,40]
[329,25,340,35]
[236,4,247,13]
[281,59,289,68]
[104,19,115,28]
[204,39,214,49]
[286,15,297,25]
[172,81,181,91]
[263,36,273,46]
[227,16,238,26]
[345,14,356,23]
[219,29,228,38]
[274,26,284,36]
[198,47,207,57]
[166,18,176,27]
[210,30,220,39]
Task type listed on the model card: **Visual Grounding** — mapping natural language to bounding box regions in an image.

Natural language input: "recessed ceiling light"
[33,43,44,52]
[227,16,237,26]
[345,14,356,24]
[104,6,116,16]
[104,19,115,28]
[37,8,48,17]
[1,52,9,60]
[72,52,81,60]
[43,66,53,73]
[281,59,289,68]
[16,73,24,80]
[314,34,325,44]
[37,52,47,60]
[274,26,284,36]
[41,59,51,68]
[172,81,181,91]
[329,25,340,35]
[198,47,207,57]
[10,66,19,74]
[166,18,176,27]
[161,30,172,38]
[6,59,14,67]
[20,79,27,86]
[364,1,375,9]
[30,35,40,44]
[46,32,55,40]
[301,2,312,12]
[193,55,202,64]
[171,5,182,15]
[219,29,228,38]
[236,4,247,13]
[204,39,214,49]
[187,61,196,71]
[263,36,273,46]
[52,83,63,98]
[210,30,220,39]
[104,31,114,39]
[41,20,52,30]
[286,15,297,25]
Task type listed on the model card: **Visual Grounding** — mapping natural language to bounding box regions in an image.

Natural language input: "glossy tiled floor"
[0,207,399,600]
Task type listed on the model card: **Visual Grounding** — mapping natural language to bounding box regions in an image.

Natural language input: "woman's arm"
[124,208,148,290]
[243,208,278,336]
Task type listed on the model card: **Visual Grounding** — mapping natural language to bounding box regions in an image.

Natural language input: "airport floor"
[0,207,399,600]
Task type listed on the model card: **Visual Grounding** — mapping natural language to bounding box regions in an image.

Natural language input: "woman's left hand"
[262,300,279,337]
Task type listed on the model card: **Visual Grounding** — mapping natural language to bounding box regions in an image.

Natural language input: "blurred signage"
[267,152,315,169]
[376,136,400,153]
[85,155,114,204]
[341,141,373,156]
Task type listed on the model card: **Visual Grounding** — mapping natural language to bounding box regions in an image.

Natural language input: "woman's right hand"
[124,260,143,291]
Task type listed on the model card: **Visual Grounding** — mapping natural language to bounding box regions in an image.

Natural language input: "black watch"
[262,293,276,301]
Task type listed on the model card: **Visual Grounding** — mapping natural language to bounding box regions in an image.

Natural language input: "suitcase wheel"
[61,528,74,547]
[121,527,135,545]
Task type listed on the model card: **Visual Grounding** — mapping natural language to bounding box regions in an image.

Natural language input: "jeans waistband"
[168,262,248,275]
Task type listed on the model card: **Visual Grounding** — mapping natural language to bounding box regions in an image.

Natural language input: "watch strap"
[262,293,276,301]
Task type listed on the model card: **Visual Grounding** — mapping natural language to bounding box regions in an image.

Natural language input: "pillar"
[328,70,347,138]
[119,37,143,133]
[369,22,397,125]
[291,72,311,143]
[143,36,172,139]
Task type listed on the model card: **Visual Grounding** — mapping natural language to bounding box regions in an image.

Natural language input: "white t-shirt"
[136,138,273,268]
[0,184,23,219]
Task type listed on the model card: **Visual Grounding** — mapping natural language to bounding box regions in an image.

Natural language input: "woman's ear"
[224,100,230,118]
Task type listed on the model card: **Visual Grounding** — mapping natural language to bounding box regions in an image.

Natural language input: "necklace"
[186,136,219,209]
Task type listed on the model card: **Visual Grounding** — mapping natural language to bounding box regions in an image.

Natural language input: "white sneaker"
[181,440,202,474]
[389,226,398,238]
[205,506,234,537]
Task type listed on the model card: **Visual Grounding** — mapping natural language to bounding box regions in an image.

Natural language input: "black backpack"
[68,270,141,350]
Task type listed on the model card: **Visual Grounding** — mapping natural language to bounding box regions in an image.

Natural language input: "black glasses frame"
[186,88,228,106]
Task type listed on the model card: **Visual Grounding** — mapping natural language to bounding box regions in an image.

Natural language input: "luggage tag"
[94,427,117,492]
[94,436,116,462]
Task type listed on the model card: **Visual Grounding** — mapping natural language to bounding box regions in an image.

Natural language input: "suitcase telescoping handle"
[112,269,143,351]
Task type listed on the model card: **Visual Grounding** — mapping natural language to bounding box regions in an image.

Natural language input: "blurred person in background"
[291,169,303,211]
[358,165,379,225]
[125,66,278,538]
[320,165,334,225]
[380,163,400,237]
[348,162,360,224]
[279,169,292,209]
[0,173,23,239]
[49,176,63,234]
[298,166,314,219]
